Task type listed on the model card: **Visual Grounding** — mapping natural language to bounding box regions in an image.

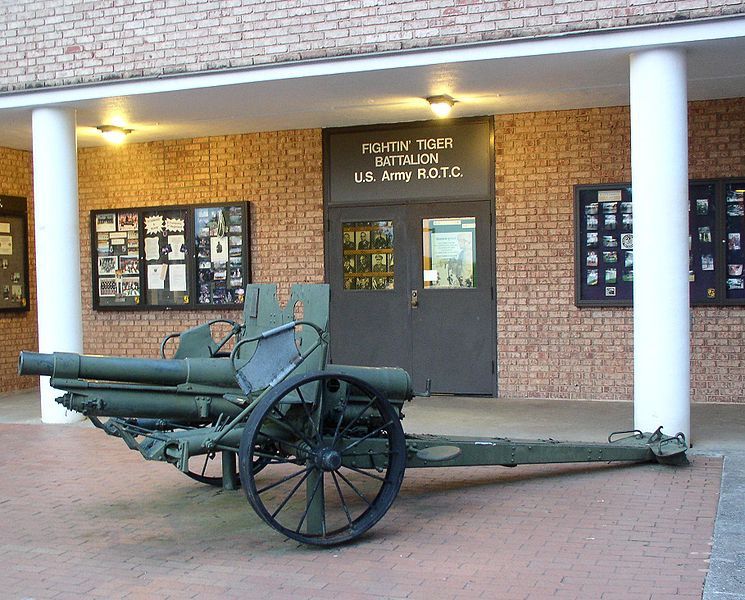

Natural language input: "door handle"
[410,289,419,308]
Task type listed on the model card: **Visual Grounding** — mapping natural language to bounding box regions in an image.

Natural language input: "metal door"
[408,201,495,394]
[328,205,412,373]
[328,201,495,395]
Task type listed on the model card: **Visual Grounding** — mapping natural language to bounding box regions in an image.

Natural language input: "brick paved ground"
[0,424,721,600]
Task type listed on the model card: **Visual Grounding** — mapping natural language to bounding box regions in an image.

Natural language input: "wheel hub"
[316,447,342,471]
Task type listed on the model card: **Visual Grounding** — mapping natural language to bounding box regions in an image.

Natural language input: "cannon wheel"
[183,454,241,487]
[239,370,406,546]
[184,446,269,487]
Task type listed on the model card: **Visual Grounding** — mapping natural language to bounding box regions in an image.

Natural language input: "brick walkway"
[0,424,721,600]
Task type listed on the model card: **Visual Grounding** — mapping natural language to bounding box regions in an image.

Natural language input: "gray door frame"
[323,117,497,396]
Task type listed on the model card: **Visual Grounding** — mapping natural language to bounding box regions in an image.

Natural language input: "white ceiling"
[0,34,744,151]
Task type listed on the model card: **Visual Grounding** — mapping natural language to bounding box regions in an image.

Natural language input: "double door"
[328,200,496,395]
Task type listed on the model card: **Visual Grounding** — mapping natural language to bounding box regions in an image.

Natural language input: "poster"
[423,217,475,288]
[119,255,139,275]
[120,278,140,296]
[117,212,138,231]
[144,237,160,261]
[169,264,187,292]
[147,264,167,290]
[168,235,185,260]
[99,278,117,297]
[95,213,116,232]
[98,256,117,275]
[210,236,228,262]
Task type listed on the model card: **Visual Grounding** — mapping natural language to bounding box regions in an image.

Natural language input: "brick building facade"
[1,3,744,425]
[2,1,744,92]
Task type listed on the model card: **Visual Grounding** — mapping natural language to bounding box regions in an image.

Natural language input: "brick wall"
[3,98,743,401]
[0,147,36,393]
[495,98,745,402]
[2,1,743,92]
[77,130,324,359]
[688,99,745,402]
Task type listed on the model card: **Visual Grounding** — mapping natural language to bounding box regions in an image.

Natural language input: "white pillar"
[32,107,84,423]
[629,48,690,441]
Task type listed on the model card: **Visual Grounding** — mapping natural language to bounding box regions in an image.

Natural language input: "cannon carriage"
[19,283,688,546]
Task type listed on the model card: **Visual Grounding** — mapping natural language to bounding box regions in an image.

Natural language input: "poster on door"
[422,217,475,288]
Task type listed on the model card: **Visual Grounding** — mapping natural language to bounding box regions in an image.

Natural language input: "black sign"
[325,118,492,205]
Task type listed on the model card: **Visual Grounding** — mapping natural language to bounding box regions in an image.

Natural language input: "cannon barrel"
[18,351,414,401]
[329,364,413,401]
[19,351,240,388]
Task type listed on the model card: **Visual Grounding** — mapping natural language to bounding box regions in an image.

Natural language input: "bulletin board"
[91,202,250,310]
[574,185,634,306]
[575,180,745,307]
[0,196,30,312]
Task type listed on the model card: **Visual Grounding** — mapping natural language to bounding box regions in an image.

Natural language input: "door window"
[342,220,394,290]
[422,217,476,288]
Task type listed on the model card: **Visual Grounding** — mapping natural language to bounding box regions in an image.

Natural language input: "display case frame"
[574,179,745,307]
[91,202,250,311]
[574,183,633,307]
[0,195,30,313]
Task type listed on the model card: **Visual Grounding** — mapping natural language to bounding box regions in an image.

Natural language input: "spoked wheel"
[184,451,238,487]
[239,371,406,546]
[184,446,270,487]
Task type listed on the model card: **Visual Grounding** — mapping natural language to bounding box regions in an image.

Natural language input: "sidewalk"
[404,395,745,600]
[0,388,743,599]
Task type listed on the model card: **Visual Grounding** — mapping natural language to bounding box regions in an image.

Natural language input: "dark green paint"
[17,283,688,546]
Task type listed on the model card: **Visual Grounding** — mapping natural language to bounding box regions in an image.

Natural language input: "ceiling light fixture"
[427,95,456,118]
[96,124,132,144]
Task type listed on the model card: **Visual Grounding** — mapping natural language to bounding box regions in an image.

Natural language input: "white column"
[629,48,690,441]
[32,107,84,424]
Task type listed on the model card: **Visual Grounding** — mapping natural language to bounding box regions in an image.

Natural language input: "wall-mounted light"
[96,124,132,144]
[427,95,456,118]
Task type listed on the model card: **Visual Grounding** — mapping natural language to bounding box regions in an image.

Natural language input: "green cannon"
[19,283,688,546]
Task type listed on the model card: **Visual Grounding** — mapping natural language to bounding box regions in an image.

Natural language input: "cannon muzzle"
[18,351,55,378]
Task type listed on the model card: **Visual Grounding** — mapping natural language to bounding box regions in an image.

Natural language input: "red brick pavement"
[0,424,721,600]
